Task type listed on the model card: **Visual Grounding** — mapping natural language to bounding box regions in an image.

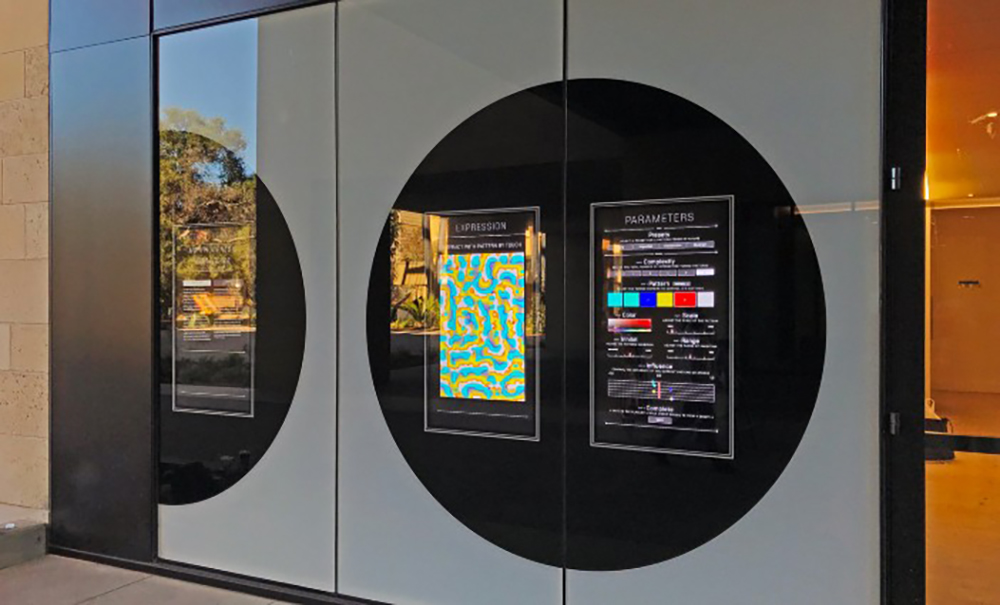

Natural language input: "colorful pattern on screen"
[440,253,526,401]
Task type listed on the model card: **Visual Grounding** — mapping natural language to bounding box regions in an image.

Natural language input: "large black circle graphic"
[366,79,825,570]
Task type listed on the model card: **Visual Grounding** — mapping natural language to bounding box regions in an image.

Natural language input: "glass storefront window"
[155,5,336,587]
[159,19,263,504]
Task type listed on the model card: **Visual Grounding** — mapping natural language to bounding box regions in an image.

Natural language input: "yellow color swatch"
[657,292,674,307]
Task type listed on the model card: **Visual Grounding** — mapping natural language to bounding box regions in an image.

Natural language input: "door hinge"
[888,412,901,436]
[889,166,902,191]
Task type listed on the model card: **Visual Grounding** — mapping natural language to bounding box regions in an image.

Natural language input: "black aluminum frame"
[881,0,927,604]
[152,0,333,35]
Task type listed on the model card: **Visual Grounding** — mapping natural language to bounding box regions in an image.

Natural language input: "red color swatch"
[674,292,697,307]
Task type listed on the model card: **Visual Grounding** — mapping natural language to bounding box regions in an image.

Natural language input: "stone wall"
[0,0,49,510]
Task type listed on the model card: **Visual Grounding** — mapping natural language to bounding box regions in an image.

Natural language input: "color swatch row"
[607,291,715,309]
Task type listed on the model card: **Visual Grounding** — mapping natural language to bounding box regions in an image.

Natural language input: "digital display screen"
[440,251,526,401]
[172,224,256,417]
[426,209,540,440]
[591,197,734,458]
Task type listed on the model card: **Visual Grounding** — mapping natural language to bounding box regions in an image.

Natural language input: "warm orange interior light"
[926,4,1000,605]
[927,0,1000,203]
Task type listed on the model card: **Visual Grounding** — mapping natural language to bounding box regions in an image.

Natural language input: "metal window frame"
[880,1,927,604]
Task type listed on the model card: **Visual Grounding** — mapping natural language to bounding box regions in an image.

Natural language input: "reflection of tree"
[174,225,255,326]
[159,108,256,319]
[387,210,547,335]
[390,210,437,330]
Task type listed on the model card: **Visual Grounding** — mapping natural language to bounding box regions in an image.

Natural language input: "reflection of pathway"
[0,556,284,604]
[927,452,1000,605]
[175,385,252,415]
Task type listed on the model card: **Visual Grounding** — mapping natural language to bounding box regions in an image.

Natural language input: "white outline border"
[590,196,735,459]
[422,206,542,442]
[171,222,256,419]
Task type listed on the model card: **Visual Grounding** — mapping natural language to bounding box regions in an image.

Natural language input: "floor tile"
[927,452,1000,605]
[0,556,148,605]
[82,576,274,605]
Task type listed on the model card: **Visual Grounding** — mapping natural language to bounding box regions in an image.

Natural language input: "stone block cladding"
[0,0,49,510]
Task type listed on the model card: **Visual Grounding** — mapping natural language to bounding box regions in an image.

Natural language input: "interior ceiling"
[927,0,1000,201]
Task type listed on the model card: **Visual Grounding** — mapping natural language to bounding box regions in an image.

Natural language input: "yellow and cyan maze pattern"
[439,253,526,401]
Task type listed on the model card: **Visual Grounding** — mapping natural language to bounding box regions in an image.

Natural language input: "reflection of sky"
[159,19,258,171]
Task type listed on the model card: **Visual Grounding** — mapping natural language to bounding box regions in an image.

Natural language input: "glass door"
[155,4,337,589]
[926,1,1000,602]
